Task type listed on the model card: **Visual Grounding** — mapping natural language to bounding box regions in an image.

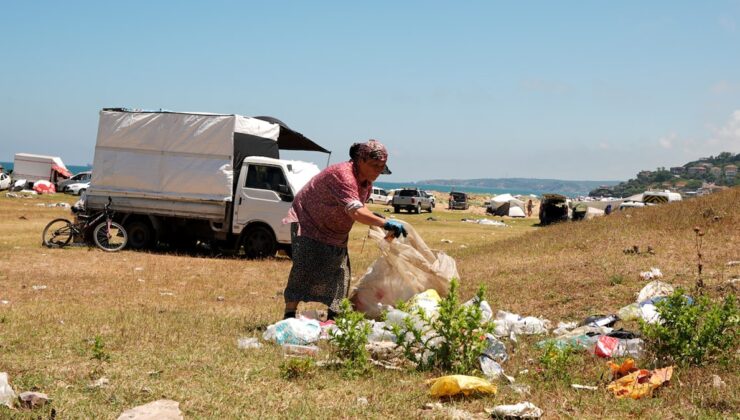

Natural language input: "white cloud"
[711,110,740,150]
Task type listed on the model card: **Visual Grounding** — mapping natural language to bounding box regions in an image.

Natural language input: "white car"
[0,173,10,191]
[367,186,392,205]
[66,181,90,195]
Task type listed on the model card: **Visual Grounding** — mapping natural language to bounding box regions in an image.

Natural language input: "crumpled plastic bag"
[410,289,441,316]
[427,375,497,397]
[494,311,551,341]
[490,401,543,418]
[637,280,674,303]
[639,267,663,281]
[262,318,321,345]
[350,222,458,318]
[606,366,673,399]
[0,372,16,408]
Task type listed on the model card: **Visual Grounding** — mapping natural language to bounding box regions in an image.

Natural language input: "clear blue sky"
[1,1,739,181]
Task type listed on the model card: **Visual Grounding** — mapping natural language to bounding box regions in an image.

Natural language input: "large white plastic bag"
[350,222,458,319]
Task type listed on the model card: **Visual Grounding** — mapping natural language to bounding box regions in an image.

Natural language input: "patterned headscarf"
[349,139,388,162]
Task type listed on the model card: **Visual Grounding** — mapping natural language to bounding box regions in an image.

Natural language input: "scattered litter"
[427,375,497,397]
[410,289,441,316]
[116,399,183,420]
[237,337,262,350]
[494,311,550,341]
[712,374,726,388]
[426,217,437,221]
[552,321,577,335]
[216,296,225,302]
[0,372,16,408]
[134,267,144,272]
[441,239,453,243]
[637,280,674,303]
[727,261,740,267]
[356,397,369,405]
[481,334,508,362]
[282,344,320,358]
[31,285,47,291]
[607,366,673,399]
[18,391,50,409]
[617,303,641,321]
[480,357,514,383]
[1,300,8,305]
[489,401,543,418]
[137,279,145,283]
[460,244,467,248]
[159,292,174,297]
[263,318,321,345]
[639,267,663,281]
[579,314,618,328]
[594,336,644,358]
[572,384,598,391]
[88,377,109,389]
[508,384,531,396]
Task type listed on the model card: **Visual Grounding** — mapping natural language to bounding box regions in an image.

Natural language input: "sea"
[0,161,92,176]
[374,181,541,197]
[1,161,563,197]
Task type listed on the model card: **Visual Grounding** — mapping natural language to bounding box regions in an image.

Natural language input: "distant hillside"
[589,152,739,197]
[418,178,618,197]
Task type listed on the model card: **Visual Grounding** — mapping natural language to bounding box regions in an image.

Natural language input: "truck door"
[233,163,293,243]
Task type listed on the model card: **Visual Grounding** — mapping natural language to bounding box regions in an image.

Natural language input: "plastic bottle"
[282,344,320,358]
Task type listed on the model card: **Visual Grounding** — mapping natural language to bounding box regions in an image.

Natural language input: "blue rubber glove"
[383,220,408,238]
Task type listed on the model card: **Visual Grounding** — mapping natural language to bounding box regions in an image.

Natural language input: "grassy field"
[0,189,738,418]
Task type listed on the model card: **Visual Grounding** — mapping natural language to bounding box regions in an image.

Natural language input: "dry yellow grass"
[0,189,738,418]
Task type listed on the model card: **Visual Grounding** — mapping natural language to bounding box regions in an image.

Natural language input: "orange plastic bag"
[606,366,673,399]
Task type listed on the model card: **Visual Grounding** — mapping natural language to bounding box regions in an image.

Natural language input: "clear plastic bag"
[350,222,458,318]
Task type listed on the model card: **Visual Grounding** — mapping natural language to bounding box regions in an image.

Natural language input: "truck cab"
[233,157,320,257]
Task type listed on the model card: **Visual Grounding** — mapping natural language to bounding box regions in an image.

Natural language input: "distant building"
[637,170,653,179]
[709,167,722,177]
[670,166,685,174]
[687,166,706,176]
[725,164,737,180]
[700,162,714,168]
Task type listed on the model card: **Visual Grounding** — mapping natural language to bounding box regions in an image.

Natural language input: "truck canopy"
[13,153,71,181]
[90,109,329,204]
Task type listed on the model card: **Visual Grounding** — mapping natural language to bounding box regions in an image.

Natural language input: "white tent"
[488,193,526,217]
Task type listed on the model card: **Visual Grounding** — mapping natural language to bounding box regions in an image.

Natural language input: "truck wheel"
[394,205,400,213]
[415,204,421,214]
[126,221,154,250]
[367,198,374,204]
[428,205,433,213]
[243,226,276,259]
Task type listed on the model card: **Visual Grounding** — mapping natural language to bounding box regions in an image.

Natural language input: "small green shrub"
[609,274,624,286]
[641,290,738,366]
[91,335,110,362]
[386,279,494,374]
[329,299,371,377]
[279,357,316,380]
[537,341,574,382]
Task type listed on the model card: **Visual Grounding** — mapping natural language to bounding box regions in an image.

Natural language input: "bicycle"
[42,197,128,252]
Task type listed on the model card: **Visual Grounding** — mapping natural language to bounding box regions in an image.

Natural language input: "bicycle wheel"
[92,221,128,252]
[42,218,74,248]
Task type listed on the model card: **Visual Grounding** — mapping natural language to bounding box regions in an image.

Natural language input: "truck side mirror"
[277,184,293,202]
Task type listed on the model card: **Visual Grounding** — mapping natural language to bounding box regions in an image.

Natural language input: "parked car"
[448,191,469,210]
[367,186,391,205]
[392,188,434,213]
[66,181,90,196]
[422,190,436,208]
[58,171,92,192]
[0,172,10,191]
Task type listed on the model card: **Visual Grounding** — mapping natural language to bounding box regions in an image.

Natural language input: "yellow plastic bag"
[426,375,497,398]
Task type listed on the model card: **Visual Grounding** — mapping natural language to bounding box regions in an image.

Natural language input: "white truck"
[85,109,330,257]
[12,153,72,187]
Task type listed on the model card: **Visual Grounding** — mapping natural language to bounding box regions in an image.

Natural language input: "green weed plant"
[386,279,494,374]
[329,299,371,377]
[641,289,738,366]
